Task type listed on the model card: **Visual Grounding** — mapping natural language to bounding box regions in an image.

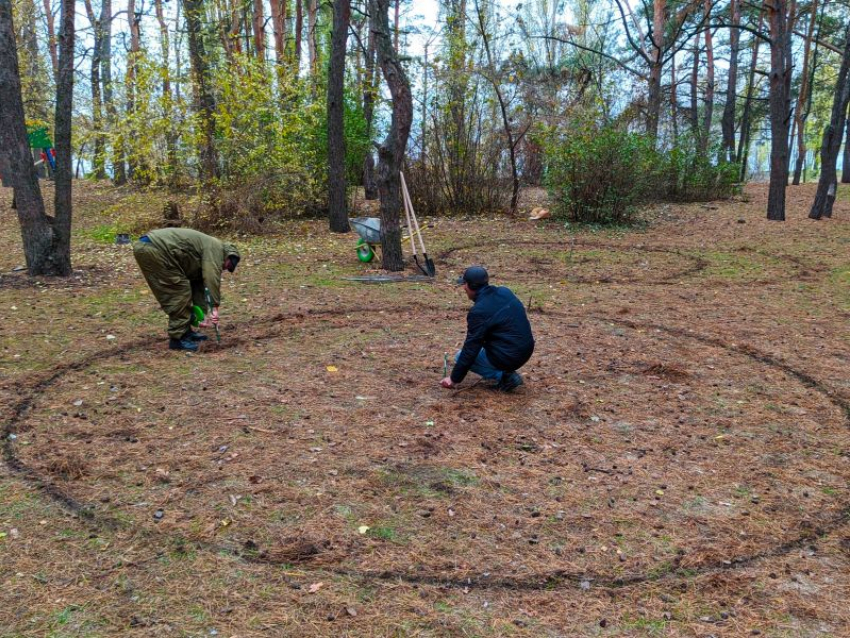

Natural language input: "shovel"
[204,287,221,344]
[400,172,435,277]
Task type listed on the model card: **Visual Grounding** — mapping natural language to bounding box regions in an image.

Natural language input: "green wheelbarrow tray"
[351,217,380,263]
[190,305,205,327]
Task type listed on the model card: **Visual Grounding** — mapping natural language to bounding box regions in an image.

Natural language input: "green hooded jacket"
[145,228,240,306]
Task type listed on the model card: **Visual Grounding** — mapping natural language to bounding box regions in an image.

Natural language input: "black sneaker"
[496,372,523,392]
[185,330,208,342]
[168,336,199,352]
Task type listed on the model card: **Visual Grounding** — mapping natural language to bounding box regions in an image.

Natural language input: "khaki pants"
[133,241,206,339]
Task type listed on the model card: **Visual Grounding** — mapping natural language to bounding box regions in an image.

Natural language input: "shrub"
[542,123,657,225]
[657,137,741,202]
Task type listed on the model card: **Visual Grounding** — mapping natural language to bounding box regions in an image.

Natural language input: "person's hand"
[440,376,455,389]
[210,307,220,325]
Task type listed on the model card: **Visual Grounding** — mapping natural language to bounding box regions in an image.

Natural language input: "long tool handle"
[400,172,428,256]
[401,173,418,258]
[204,288,221,343]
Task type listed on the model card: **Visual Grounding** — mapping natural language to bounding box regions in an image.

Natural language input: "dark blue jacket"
[451,285,535,383]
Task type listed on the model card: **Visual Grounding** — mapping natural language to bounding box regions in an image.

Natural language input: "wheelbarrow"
[350,173,435,276]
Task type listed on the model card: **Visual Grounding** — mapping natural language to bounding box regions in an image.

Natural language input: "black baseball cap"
[456,265,489,290]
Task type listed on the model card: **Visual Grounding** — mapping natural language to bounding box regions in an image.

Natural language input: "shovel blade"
[424,255,436,277]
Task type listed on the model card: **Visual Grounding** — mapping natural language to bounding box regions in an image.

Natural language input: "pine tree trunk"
[83,0,106,179]
[101,0,125,185]
[308,0,317,79]
[252,0,265,60]
[295,0,302,71]
[737,10,764,179]
[0,0,67,275]
[792,0,818,185]
[154,0,177,178]
[126,0,141,180]
[41,0,58,78]
[809,23,850,219]
[327,0,350,232]
[690,31,700,140]
[51,0,74,275]
[270,0,285,64]
[184,0,220,182]
[842,115,850,183]
[646,0,665,142]
[721,0,739,161]
[370,0,411,272]
[700,0,714,155]
[766,0,792,221]
[362,12,378,199]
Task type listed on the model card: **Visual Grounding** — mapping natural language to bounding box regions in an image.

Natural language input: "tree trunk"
[126,0,141,179]
[83,0,106,179]
[41,0,58,78]
[363,11,378,199]
[252,0,265,60]
[690,31,700,140]
[809,23,850,220]
[792,0,818,184]
[51,0,74,274]
[700,0,714,155]
[0,0,67,275]
[154,0,177,177]
[842,114,850,183]
[184,0,220,182]
[100,0,125,185]
[308,0,317,79]
[737,10,764,179]
[370,0,412,272]
[766,0,792,221]
[670,52,679,140]
[328,0,350,232]
[721,0,740,162]
[270,0,285,64]
[646,0,665,142]
[295,0,303,71]
[473,0,518,213]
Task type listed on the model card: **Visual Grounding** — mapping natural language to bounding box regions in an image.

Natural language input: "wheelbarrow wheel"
[356,238,376,263]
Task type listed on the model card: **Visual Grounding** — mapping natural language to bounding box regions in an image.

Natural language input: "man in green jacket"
[133,228,241,352]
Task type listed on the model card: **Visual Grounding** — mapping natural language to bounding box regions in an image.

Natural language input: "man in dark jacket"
[133,228,240,352]
[440,266,534,392]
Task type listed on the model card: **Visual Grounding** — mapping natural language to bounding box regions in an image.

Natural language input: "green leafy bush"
[543,123,657,225]
[657,138,741,202]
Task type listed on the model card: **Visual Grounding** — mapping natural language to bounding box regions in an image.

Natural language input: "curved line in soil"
[439,239,706,285]
[438,239,821,286]
[3,305,849,592]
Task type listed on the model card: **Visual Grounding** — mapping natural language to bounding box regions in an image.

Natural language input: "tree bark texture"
[370,0,412,272]
[83,0,106,178]
[327,0,350,232]
[308,0,317,78]
[721,0,740,161]
[362,13,378,199]
[700,0,714,155]
[0,0,66,275]
[809,24,850,220]
[51,0,74,275]
[126,0,141,179]
[690,31,700,139]
[842,114,850,183]
[737,10,764,180]
[252,0,265,59]
[766,0,793,221]
[270,0,285,64]
[41,0,58,78]
[295,0,302,71]
[184,0,220,182]
[646,0,665,142]
[792,0,818,184]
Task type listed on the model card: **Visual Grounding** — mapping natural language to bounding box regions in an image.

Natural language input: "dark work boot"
[168,336,199,352]
[186,330,208,342]
[496,371,523,392]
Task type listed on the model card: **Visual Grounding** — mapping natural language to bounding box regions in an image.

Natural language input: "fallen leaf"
[358,525,370,534]
[308,582,324,593]
[326,366,338,373]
